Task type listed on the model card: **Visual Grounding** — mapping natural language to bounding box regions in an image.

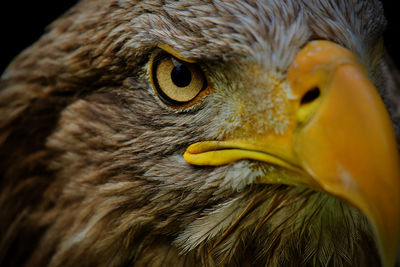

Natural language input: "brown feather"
[0,0,397,266]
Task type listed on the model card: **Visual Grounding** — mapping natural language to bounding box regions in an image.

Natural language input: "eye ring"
[149,51,209,108]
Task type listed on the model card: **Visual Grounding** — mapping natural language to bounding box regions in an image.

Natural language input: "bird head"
[1,0,399,266]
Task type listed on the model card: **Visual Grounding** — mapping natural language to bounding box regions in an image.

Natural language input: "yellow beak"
[184,41,400,266]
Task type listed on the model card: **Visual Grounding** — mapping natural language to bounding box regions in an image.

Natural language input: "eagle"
[0,0,399,266]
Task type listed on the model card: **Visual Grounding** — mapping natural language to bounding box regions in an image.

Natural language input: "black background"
[1,1,399,74]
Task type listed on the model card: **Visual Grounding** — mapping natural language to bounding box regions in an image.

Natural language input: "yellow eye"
[150,52,208,107]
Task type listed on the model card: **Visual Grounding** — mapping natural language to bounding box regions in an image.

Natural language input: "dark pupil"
[171,64,192,87]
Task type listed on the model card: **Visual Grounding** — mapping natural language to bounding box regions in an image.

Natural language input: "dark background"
[1,1,399,74]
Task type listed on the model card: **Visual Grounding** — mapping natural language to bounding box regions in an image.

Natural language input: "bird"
[0,0,400,266]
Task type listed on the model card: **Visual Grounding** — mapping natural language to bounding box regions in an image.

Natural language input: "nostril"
[300,87,320,105]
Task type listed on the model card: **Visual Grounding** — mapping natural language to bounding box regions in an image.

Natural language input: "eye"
[150,52,208,107]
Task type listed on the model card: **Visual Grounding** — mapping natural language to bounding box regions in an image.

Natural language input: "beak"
[288,41,400,267]
[184,40,400,266]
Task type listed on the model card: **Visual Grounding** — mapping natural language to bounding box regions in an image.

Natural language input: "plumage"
[0,0,399,266]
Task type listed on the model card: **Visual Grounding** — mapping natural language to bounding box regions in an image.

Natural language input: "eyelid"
[157,43,197,63]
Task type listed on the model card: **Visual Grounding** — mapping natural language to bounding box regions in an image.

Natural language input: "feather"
[0,0,398,266]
